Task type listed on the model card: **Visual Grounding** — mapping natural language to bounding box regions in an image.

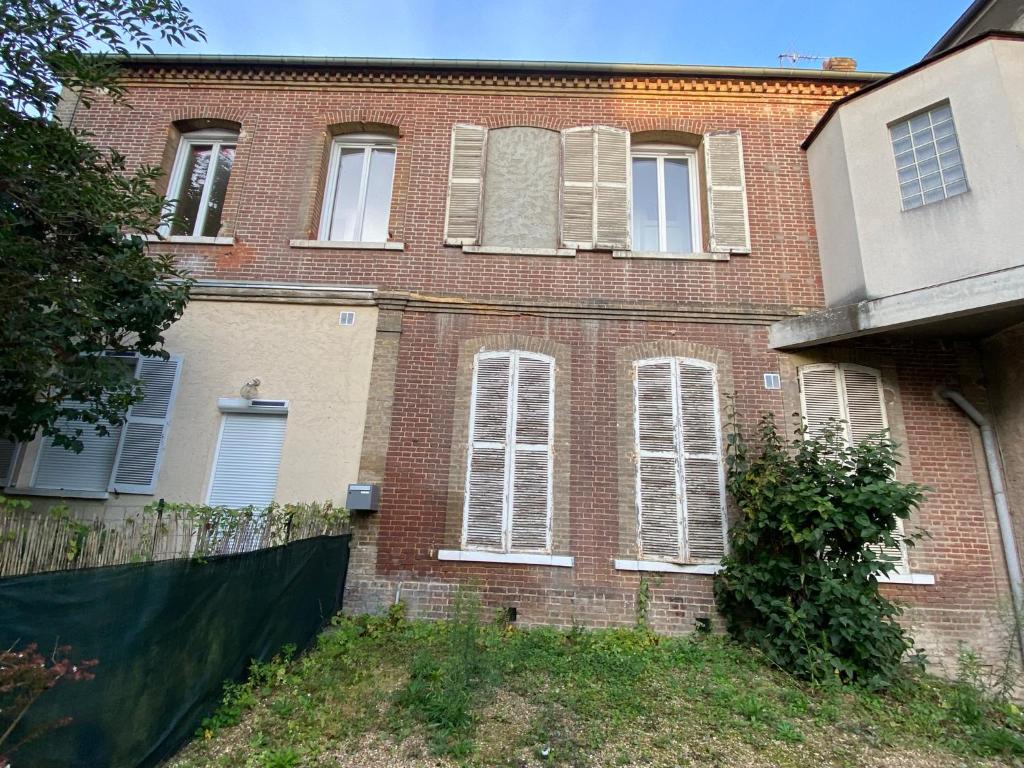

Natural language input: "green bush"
[714,414,926,689]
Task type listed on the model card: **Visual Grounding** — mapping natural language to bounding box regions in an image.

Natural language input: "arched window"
[463,350,554,553]
[633,357,727,562]
[165,128,238,237]
[318,133,396,242]
[630,142,702,254]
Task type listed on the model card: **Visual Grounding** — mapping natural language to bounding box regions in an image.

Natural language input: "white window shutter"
[704,131,751,254]
[110,356,182,494]
[464,354,512,550]
[678,362,727,560]
[444,123,487,245]
[842,366,888,443]
[208,413,287,509]
[509,355,553,552]
[560,127,596,249]
[799,364,844,442]
[0,439,17,486]
[635,361,683,560]
[594,126,630,249]
[33,406,123,493]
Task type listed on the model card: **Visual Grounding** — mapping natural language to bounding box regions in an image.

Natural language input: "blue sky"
[153,1,968,73]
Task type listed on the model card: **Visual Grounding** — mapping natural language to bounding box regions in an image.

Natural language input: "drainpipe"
[941,390,1024,657]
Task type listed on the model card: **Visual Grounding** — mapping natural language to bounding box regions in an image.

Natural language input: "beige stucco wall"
[8,299,377,518]
[808,37,1024,305]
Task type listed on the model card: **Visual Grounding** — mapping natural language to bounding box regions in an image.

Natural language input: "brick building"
[6,34,1019,667]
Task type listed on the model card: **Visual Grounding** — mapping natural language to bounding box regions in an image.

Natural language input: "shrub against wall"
[714,415,926,689]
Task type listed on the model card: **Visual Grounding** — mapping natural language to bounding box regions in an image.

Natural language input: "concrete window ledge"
[612,250,730,262]
[461,245,576,258]
[289,239,404,251]
[5,486,109,500]
[143,234,235,245]
[877,572,936,585]
[437,549,574,567]
[614,559,722,574]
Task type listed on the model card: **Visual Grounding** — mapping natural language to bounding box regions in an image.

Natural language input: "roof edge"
[110,52,887,83]
[926,0,994,57]
[802,30,1024,151]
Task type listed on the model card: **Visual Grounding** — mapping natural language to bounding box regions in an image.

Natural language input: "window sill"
[612,250,730,262]
[289,239,404,251]
[438,549,574,567]
[6,486,109,500]
[614,559,721,574]
[144,234,235,246]
[877,572,936,585]
[461,245,576,258]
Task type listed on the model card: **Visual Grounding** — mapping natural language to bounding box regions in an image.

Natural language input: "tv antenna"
[777,51,826,67]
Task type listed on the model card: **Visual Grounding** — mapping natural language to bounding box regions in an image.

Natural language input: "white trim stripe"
[438,549,573,567]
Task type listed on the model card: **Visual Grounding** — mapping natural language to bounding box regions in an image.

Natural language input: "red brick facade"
[68,60,1016,666]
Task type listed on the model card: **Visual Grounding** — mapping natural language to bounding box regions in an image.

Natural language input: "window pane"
[891,136,913,155]
[201,145,235,237]
[890,121,911,140]
[360,148,395,242]
[631,157,660,251]
[923,186,945,204]
[170,144,212,236]
[903,193,923,210]
[917,157,939,177]
[945,178,968,196]
[328,148,366,241]
[909,113,931,132]
[663,158,694,253]
[931,104,953,122]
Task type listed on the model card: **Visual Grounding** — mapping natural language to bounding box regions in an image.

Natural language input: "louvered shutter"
[464,354,511,550]
[635,361,683,560]
[208,412,287,509]
[678,362,727,559]
[110,356,182,494]
[509,355,553,552]
[799,365,844,441]
[704,131,751,254]
[33,406,123,493]
[444,124,487,245]
[0,439,17,486]
[561,127,595,248]
[595,126,630,249]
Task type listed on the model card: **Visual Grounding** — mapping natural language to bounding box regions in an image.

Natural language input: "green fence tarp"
[0,534,350,768]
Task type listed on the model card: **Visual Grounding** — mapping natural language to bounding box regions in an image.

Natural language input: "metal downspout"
[941,389,1024,657]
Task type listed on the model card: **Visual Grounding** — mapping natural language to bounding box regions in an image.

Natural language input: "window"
[32,356,182,495]
[166,129,237,237]
[207,409,287,509]
[631,145,701,253]
[463,351,553,553]
[798,363,908,573]
[319,133,396,242]
[890,103,967,211]
[634,358,727,562]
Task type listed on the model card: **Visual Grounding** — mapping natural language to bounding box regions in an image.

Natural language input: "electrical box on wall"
[346,483,381,512]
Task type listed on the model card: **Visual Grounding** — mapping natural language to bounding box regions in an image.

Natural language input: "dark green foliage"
[714,414,927,688]
[0,0,203,449]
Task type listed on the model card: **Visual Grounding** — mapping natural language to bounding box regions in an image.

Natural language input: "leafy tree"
[714,414,927,689]
[0,1,204,450]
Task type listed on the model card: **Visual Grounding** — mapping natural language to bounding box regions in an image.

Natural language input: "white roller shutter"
[463,351,554,553]
[110,356,182,494]
[634,358,726,562]
[207,412,287,509]
[560,126,630,250]
[443,123,487,245]
[704,131,751,254]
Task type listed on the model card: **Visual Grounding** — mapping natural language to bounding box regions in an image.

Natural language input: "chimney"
[822,57,857,72]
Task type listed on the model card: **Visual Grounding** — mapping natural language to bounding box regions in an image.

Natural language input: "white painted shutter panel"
[704,131,751,254]
[799,365,844,442]
[509,355,553,552]
[678,362,727,560]
[110,356,182,494]
[594,126,630,249]
[207,413,287,509]
[0,439,17,486]
[464,354,511,549]
[635,361,682,560]
[34,406,122,493]
[561,127,596,249]
[444,123,487,245]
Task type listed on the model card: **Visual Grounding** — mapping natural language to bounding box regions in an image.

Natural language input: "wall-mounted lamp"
[240,378,261,400]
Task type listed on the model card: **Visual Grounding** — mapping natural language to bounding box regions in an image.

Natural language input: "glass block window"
[890,103,967,211]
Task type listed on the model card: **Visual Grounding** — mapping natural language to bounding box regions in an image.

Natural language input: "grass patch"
[168,603,1024,768]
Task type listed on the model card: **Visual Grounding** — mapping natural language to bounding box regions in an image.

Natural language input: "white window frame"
[462,350,555,554]
[163,128,238,238]
[629,144,703,254]
[633,356,727,564]
[317,133,397,243]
